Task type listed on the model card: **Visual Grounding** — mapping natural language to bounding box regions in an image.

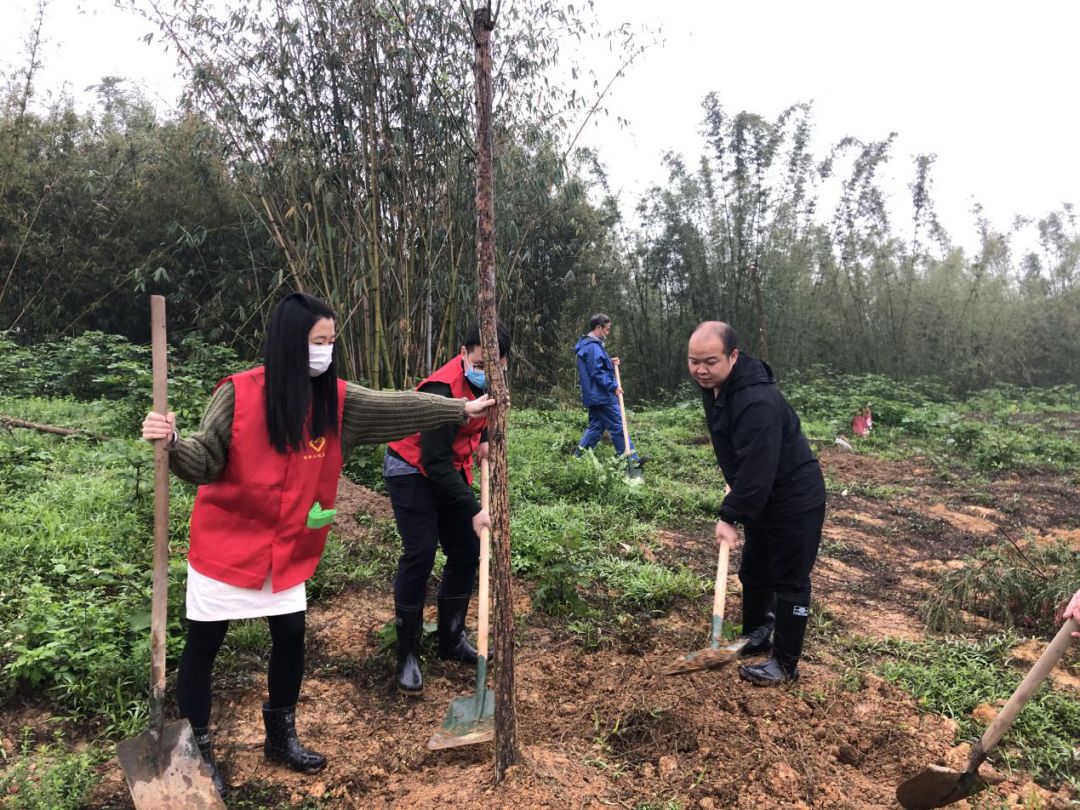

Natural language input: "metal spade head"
[116,719,225,809]
[895,764,992,809]
[426,686,496,750]
[664,638,749,675]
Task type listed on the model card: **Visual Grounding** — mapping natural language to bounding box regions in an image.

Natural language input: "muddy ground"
[65,448,1080,807]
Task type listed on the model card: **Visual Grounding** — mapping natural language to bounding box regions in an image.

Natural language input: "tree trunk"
[473,3,518,782]
[749,260,770,362]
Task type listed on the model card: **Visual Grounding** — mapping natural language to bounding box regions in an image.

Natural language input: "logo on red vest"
[304,436,327,460]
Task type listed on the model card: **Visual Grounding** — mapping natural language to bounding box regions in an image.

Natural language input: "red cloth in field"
[188,367,346,592]
[852,410,873,437]
[387,357,485,484]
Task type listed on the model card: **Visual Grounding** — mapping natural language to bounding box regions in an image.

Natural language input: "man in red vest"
[384,323,511,695]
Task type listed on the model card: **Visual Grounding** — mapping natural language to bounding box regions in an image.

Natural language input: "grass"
[842,634,1080,791]
[2,343,1080,801]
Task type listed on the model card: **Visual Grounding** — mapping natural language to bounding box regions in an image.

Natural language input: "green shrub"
[0,734,102,810]
[0,421,190,732]
[924,540,1080,636]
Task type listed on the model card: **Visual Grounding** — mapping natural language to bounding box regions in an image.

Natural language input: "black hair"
[588,313,612,331]
[263,292,339,454]
[718,323,739,355]
[463,321,512,358]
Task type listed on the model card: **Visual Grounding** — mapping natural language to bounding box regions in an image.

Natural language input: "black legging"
[177,611,307,729]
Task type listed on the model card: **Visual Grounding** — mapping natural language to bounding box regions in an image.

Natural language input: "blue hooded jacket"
[574,335,618,407]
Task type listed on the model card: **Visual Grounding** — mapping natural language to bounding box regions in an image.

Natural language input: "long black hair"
[263,293,339,454]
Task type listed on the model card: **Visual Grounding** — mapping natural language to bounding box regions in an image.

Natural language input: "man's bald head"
[687,321,740,392]
[690,321,739,355]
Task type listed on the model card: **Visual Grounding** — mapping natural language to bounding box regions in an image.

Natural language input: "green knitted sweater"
[169,381,467,485]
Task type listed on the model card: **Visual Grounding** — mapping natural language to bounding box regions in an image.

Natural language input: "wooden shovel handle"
[477,457,491,660]
[710,540,730,649]
[613,363,632,458]
[968,617,1078,769]
[149,296,170,736]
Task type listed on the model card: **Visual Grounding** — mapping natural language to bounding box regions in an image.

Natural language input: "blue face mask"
[465,365,488,391]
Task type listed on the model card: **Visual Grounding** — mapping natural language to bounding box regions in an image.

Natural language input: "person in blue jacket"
[573,314,644,466]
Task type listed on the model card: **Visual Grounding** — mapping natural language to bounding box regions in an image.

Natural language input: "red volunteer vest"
[387,357,486,484]
[188,367,347,592]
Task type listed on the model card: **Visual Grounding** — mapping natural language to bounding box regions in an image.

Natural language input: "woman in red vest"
[141,293,493,793]
[384,323,510,696]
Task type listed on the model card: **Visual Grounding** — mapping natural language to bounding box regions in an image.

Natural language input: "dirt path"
[84,455,1079,809]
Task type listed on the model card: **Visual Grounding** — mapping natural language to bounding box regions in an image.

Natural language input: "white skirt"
[186,563,306,621]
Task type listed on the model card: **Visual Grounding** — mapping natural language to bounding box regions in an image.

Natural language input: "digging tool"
[612,362,643,485]
[426,457,495,750]
[116,296,225,808]
[664,538,751,674]
[896,617,1078,809]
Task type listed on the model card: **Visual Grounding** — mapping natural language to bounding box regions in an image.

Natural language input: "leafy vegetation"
[0,733,103,810]
[784,371,1080,472]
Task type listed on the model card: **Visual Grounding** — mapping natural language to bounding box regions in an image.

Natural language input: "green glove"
[306,502,337,529]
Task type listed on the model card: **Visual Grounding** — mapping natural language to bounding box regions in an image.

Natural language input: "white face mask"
[308,344,334,377]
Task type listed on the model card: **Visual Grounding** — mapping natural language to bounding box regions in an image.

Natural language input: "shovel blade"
[664,638,748,675]
[895,765,986,809]
[117,720,225,809]
[426,688,496,750]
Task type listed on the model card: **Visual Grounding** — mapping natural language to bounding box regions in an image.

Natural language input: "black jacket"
[417,379,486,516]
[702,354,825,526]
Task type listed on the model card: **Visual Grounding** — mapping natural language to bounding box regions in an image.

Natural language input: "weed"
[923,540,1080,636]
[0,732,102,810]
[593,557,706,610]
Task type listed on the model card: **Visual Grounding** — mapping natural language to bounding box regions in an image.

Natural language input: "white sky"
[4,0,1078,255]
[576,0,1079,253]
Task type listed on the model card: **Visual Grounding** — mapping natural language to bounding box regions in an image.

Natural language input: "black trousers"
[738,503,825,604]
[177,611,306,730]
[386,473,480,610]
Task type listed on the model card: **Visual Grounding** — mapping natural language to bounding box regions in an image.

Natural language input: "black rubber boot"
[191,726,226,797]
[739,598,808,686]
[395,606,424,696]
[437,596,479,664]
[262,704,327,773]
[739,587,776,656]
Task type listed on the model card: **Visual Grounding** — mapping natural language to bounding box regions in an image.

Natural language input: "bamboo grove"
[2,0,1077,398]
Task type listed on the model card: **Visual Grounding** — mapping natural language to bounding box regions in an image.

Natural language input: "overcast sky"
[4,0,1077,254]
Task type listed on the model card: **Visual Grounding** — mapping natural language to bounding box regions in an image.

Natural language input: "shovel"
[664,538,755,675]
[664,538,750,674]
[426,457,495,750]
[116,296,225,808]
[613,362,643,485]
[896,617,1078,809]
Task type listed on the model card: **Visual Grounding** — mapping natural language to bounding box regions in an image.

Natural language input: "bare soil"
[68,448,1080,807]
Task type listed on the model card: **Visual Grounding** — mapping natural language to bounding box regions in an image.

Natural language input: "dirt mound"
[334,478,394,525]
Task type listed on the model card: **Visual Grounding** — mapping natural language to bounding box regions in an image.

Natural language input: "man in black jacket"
[688,321,826,685]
